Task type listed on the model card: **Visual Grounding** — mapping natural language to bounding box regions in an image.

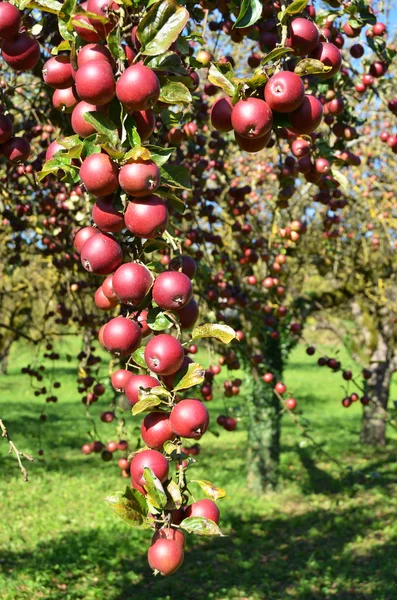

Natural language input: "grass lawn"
[1,336,397,600]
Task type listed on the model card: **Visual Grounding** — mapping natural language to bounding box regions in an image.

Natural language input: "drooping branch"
[0,418,33,482]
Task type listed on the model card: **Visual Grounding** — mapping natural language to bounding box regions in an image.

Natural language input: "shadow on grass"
[1,504,396,600]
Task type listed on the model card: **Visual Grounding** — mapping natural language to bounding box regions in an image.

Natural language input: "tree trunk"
[360,333,393,446]
[0,338,13,375]
[246,339,283,492]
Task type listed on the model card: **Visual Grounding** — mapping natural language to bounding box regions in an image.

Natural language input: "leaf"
[166,479,182,509]
[173,362,205,392]
[208,63,236,97]
[261,47,294,66]
[124,115,141,148]
[144,51,188,75]
[105,486,151,528]
[143,467,167,509]
[245,72,268,89]
[159,81,192,105]
[145,145,175,167]
[331,168,349,194]
[107,26,126,61]
[190,480,226,501]
[163,440,178,455]
[180,516,224,536]
[160,164,191,189]
[58,0,76,41]
[82,112,119,147]
[131,346,146,369]
[51,39,72,54]
[123,146,152,162]
[83,134,101,157]
[295,58,332,76]
[234,0,263,28]
[137,0,189,57]
[282,0,309,17]
[158,188,185,214]
[131,395,162,415]
[58,134,81,149]
[147,307,174,331]
[28,0,63,14]
[191,323,237,345]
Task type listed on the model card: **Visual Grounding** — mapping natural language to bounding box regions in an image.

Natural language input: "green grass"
[1,338,397,600]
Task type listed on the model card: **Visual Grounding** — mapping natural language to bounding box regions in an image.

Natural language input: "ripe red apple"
[141,412,174,448]
[132,109,156,141]
[234,130,272,152]
[80,153,119,197]
[130,448,169,487]
[92,195,125,232]
[80,231,122,274]
[118,160,160,197]
[77,42,113,67]
[152,527,185,548]
[94,286,119,310]
[177,297,199,329]
[124,195,168,239]
[1,32,40,71]
[184,498,220,524]
[116,64,160,111]
[86,0,119,38]
[310,42,342,79]
[144,334,184,376]
[53,86,80,113]
[111,368,134,392]
[71,101,107,138]
[170,399,209,439]
[42,55,74,89]
[169,255,197,280]
[210,97,233,132]
[125,374,160,405]
[152,271,193,311]
[0,114,13,144]
[75,60,115,105]
[287,17,319,55]
[2,137,30,163]
[73,225,98,253]
[274,382,287,394]
[231,98,273,139]
[289,95,323,134]
[147,538,184,576]
[265,71,305,113]
[112,262,153,305]
[224,416,237,431]
[0,3,21,39]
[102,274,116,298]
[285,398,297,410]
[73,2,102,42]
[103,316,142,355]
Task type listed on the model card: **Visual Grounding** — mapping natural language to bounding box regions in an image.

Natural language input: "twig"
[0,418,33,482]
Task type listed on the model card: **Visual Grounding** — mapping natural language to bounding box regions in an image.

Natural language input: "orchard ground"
[1,334,397,600]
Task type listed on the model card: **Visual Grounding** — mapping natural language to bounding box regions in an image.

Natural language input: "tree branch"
[0,418,33,482]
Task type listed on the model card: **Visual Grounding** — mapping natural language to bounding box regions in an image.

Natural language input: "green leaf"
[208,63,236,97]
[145,145,175,167]
[191,323,237,345]
[160,164,191,189]
[147,307,174,331]
[82,112,119,147]
[132,395,162,415]
[58,134,81,149]
[137,0,189,56]
[180,516,224,536]
[159,80,192,105]
[163,440,178,455]
[28,0,63,14]
[283,0,309,16]
[190,480,226,501]
[105,486,151,528]
[245,72,268,89]
[173,362,205,392]
[156,187,185,213]
[261,47,294,66]
[131,346,146,369]
[143,467,167,509]
[144,51,187,75]
[107,26,126,61]
[123,146,152,162]
[58,0,76,41]
[124,115,141,148]
[234,0,263,28]
[166,479,182,509]
[51,39,72,54]
[295,58,332,76]
[331,168,349,194]
[83,134,101,157]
